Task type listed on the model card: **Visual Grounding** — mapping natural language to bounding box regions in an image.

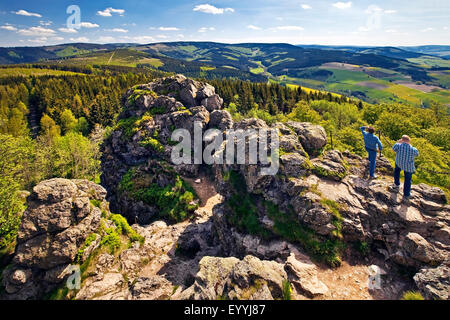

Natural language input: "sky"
[0,0,449,47]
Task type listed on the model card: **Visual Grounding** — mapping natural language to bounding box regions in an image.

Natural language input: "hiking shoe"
[390,184,400,191]
[369,176,378,180]
[403,195,411,203]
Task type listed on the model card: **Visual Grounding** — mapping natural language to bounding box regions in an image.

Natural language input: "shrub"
[401,291,424,300]
[119,168,198,223]
[100,228,121,253]
[282,280,293,300]
[110,214,144,244]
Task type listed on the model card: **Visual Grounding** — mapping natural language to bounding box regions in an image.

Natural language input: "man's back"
[361,127,382,151]
[393,142,419,173]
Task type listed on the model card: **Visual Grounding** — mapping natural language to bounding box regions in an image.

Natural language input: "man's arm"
[413,147,419,157]
[392,143,399,152]
[360,127,367,136]
[377,138,383,151]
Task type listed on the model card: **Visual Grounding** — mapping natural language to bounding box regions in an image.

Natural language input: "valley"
[2,42,449,107]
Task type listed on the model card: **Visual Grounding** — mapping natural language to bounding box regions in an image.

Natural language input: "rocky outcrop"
[2,179,105,299]
[414,262,449,300]
[3,75,448,300]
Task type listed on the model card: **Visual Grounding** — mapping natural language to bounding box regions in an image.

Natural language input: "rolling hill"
[1,42,449,106]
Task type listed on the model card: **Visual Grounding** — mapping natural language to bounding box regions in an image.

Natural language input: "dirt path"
[107,50,116,64]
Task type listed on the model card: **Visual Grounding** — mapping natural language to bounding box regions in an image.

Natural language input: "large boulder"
[285,121,327,154]
[414,262,449,300]
[2,179,106,300]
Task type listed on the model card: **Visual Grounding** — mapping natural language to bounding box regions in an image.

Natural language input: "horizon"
[0,1,449,47]
[2,40,450,49]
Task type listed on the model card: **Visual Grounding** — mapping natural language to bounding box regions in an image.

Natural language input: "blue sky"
[0,1,449,47]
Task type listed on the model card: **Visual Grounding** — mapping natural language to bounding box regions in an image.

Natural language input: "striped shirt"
[393,143,419,173]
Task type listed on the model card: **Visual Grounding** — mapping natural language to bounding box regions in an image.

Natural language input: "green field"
[0,67,84,77]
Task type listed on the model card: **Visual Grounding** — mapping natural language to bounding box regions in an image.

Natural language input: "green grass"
[282,280,293,300]
[224,170,344,267]
[401,291,425,300]
[119,167,198,223]
[0,67,84,78]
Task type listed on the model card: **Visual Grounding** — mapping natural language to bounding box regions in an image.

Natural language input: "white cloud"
[156,35,168,39]
[385,29,397,33]
[247,25,261,30]
[80,22,99,28]
[28,37,47,43]
[13,10,42,18]
[39,20,52,26]
[105,28,128,33]
[52,37,64,41]
[58,27,77,33]
[384,10,397,14]
[158,27,180,31]
[193,4,234,15]
[0,25,17,31]
[421,27,434,32]
[274,26,304,31]
[123,35,154,44]
[198,27,216,33]
[333,2,352,9]
[70,37,89,42]
[177,34,185,38]
[443,27,448,30]
[301,4,312,10]
[97,7,125,17]
[358,26,370,32]
[18,26,56,36]
[97,36,116,43]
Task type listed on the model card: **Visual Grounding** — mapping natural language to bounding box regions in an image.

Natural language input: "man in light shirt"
[392,135,419,201]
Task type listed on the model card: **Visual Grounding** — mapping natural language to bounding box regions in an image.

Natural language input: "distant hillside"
[1,42,449,106]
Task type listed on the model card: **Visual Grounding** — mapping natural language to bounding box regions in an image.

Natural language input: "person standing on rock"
[361,126,383,179]
[392,135,419,201]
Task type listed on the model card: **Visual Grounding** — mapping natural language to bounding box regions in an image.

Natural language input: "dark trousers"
[394,166,413,197]
[366,148,377,177]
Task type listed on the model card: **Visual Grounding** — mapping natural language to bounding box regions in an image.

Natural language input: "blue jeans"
[394,166,413,197]
[366,148,377,177]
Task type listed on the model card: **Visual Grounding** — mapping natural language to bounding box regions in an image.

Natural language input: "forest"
[0,63,449,253]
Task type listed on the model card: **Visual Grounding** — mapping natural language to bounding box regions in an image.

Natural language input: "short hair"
[402,135,411,142]
[367,126,375,134]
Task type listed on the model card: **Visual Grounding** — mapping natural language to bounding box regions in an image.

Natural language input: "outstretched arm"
[360,126,366,135]
[377,138,383,151]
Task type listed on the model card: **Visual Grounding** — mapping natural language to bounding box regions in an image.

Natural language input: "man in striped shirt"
[392,135,419,200]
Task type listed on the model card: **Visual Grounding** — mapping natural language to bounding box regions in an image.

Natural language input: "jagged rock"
[285,121,327,154]
[285,254,328,297]
[393,233,445,268]
[75,273,126,300]
[190,256,240,300]
[414,262,449,300]
[209,110,233,130]
[129,276,173,300]
[280,153,309,178]
[202,94,224,112]
[2,179,107,300]
[185,255,287,300]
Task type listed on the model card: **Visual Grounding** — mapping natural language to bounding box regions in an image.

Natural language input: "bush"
[100,228,121,253]
[402,291,424,300]
[282,280,292,300]
[110,214,144,244]
[119,168,198,223]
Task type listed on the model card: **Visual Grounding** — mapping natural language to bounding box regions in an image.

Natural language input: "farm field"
[0,67,85,77]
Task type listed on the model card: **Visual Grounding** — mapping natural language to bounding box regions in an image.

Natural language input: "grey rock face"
[414,262,449,300]
[2,179,106,300]
[285,121,327,154]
